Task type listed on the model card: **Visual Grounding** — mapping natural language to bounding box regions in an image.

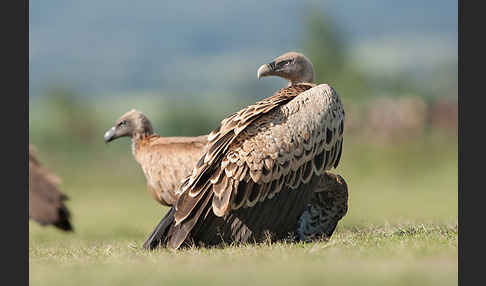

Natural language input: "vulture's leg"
[296,173,348,242]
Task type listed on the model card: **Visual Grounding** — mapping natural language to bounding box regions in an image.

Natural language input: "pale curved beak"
[103,127,117,143]
[257,63,274,79]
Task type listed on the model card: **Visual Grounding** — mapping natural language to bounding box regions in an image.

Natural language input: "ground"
[29,134,457,286]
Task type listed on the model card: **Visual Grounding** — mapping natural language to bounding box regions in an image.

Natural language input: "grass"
[29,133,458,285]
[30,224,457,286]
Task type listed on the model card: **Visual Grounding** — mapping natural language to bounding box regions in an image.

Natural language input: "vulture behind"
[29,144,73,231]
[143,51,348,250]
[104,110,208,206]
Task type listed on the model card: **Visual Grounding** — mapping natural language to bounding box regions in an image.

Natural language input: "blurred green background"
[29,1,457,285]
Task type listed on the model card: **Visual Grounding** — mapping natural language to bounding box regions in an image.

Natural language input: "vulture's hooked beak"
[103,127,117,143]
[257,62,276,79]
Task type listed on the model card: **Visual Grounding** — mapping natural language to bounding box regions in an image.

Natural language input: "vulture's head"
[104,109,154,143]
[257,51,314,85]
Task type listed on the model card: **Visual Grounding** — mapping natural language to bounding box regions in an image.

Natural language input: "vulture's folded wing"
[170,84,344,249]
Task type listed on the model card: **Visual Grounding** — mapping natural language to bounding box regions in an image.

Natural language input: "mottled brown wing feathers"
[171,83,344,248]
[174,85,313,224]
[169,190,214,249]
[333,138,343,168]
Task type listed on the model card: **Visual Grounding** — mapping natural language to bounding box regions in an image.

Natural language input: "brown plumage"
[104,110,208,206]
[143,51,348,250]
[29,144,73,231]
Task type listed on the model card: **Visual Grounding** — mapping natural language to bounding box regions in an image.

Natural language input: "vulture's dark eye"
[118,120,128,127]
[277,60,292,69]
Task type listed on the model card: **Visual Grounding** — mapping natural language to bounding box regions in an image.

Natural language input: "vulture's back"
[134,135,209,206]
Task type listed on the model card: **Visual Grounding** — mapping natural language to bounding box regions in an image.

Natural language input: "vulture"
[143,51,348,250]
[29,144,73,231]
[104,110,208,206]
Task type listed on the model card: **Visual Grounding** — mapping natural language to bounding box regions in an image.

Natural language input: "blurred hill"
[29,0,457,99]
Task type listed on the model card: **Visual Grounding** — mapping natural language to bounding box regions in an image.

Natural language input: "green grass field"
[29,133,458,285]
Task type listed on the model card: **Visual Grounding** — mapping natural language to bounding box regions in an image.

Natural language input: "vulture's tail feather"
[53,205,73,232]
[143,208,176,250]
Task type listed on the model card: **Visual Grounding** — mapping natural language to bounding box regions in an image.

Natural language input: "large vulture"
[29,144,73,231]
[104,110,208,206]
[143,51,348,250]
